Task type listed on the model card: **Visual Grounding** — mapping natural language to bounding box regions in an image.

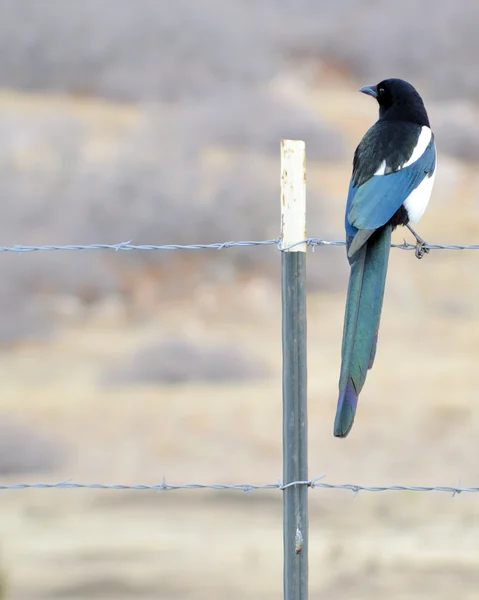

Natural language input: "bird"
[333,78,437,438]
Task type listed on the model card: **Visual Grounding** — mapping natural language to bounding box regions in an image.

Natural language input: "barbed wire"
[0,477,474,496]
[0,240,278,253]
[0,238,478,253]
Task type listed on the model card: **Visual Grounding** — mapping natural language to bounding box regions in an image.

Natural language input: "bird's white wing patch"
[403,167,436,224]
[403,126,432,168]
[374,127,432,175]
[374,160,386,175]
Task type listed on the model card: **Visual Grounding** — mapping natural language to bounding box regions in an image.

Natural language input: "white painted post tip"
[280,139,306,252]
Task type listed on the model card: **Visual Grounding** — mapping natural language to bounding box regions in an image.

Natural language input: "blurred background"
[0,0,478,598]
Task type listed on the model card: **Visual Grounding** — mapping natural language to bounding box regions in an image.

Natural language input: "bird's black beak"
[359,85,378,99]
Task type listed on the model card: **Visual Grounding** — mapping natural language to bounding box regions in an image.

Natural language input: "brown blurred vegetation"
[0,0,477,342]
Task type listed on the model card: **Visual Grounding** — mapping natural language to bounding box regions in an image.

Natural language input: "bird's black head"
[359,78,430,127]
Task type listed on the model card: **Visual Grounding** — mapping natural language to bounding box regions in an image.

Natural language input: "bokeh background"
[0,1,478,598]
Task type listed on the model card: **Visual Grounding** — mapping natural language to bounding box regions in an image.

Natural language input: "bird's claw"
[414,240,429,259]
[405,225,430,260]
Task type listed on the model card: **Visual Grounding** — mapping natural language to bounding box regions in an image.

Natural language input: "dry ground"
[1,272,479,599]
[0,86,478,599]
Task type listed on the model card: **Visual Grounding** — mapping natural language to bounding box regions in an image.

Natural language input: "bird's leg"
[406,224,430,259]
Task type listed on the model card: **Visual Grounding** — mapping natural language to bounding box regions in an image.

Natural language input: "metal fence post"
[280,139,308,600]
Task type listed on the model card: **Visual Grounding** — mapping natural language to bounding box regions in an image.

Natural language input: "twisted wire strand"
[0,477,471,496]
[0,238,477,253]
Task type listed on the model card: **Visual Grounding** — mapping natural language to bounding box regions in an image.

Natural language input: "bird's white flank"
[404,166,436,223]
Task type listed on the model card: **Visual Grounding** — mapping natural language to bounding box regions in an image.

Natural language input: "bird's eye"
[378,87,385,96]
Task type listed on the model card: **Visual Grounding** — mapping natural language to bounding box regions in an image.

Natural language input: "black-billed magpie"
[334,78,437,438]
